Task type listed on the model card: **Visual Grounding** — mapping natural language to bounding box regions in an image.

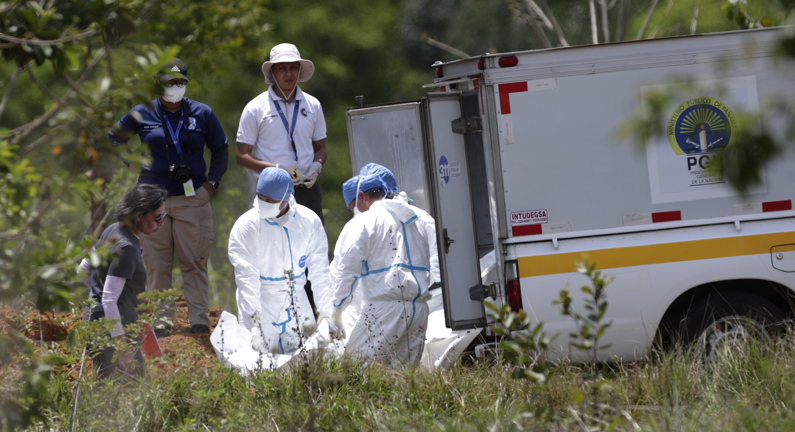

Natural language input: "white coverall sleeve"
[421,215,441,284]
[328,220,369,313]
[305,216,332,313]
[228,215,262,328]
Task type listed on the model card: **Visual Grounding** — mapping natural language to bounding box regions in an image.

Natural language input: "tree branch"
[691,6,699,35]
[538,0,570,47]
[636,0,660,40]
[26,68,60,101]
[10,50,104,145]
[0,68,20,121]
[17,122,70,158]
[425,37,470,59]
[525,0,553,30]
[0,28,97,46]
[615,0,626,41]
[647,0,676,39]
[0,61,32,89]
[0,0,23,15]
[599,0,610,43]
[531,0,571,46]
[589,0,599,44]
[1,168,83,245]
[516,2,552,48]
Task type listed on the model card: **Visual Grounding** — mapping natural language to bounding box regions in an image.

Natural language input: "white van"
[346,27,795,362]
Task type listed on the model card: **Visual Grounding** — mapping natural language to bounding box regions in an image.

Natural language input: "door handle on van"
[443,228,455,253]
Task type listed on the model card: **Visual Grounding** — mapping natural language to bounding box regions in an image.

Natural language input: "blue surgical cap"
[257,167,294,201]
[342,176,360,207]
[358,163,398,197]
[358,173,388,194]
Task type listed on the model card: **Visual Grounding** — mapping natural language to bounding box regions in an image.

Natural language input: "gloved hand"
[274,164,304,185]
[292,168,307,186]
[249,311,265,351]
[251,325,265,351]
[303,161,322,188]
[318,310,345,340]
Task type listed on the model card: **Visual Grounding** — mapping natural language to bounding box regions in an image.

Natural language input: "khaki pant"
[141,186,213,328]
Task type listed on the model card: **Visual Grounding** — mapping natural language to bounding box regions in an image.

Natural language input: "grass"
[4,335,795,431]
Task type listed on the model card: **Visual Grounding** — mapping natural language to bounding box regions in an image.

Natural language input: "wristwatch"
[208,180,219,190]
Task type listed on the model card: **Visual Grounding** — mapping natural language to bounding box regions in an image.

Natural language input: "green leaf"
[89,250,101,267]
[572,390,585,404]
[40,266,58,280]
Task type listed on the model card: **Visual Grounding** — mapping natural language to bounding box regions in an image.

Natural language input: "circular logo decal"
[668,97,736,155]
[300,108,308,117]
[298,255,307,268]
[439,156,450,185]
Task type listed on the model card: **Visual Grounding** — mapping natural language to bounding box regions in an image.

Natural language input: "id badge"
[183,179,196,197]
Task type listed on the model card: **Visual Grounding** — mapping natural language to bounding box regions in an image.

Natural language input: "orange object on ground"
[141,323,163,359]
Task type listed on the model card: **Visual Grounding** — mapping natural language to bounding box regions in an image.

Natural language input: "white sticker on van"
[510,210,548,226]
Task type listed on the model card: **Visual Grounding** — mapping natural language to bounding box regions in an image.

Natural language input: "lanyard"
[274,99,299,161]
[163,110,185,156]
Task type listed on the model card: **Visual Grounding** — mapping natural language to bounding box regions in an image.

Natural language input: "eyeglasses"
[161,79,187,88]
[153,212,168,222]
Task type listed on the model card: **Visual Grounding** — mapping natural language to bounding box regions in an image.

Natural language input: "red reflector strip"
[652,211,682,223]
[498,82,528,114]
[512,224,542,237]
[506,280,523,312]
[763,200,792,212]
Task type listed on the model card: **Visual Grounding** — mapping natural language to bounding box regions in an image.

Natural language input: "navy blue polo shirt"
[108,98,228,196]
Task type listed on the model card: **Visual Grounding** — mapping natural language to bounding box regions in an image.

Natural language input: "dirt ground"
[0,300,223,380]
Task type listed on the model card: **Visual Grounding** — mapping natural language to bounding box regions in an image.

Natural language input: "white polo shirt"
[237,86,327,177]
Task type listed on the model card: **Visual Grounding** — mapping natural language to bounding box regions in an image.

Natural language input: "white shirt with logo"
[236,86,327,177]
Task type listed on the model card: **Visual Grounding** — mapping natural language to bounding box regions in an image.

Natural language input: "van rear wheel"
[682,291,786,364]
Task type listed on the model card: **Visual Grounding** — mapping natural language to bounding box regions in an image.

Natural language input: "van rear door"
[346,94,486,330]
[423,92,486,329]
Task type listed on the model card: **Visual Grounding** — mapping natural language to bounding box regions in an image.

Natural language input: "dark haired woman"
[78,183,167,378]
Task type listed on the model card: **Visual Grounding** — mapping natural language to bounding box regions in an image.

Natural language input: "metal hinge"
[469,282,498,301]
[451,116,482,134]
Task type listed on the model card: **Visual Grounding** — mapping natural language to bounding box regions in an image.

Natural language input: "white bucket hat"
[261,43,315,84]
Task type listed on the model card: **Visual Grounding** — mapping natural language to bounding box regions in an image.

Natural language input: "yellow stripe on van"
[517,232,795,278]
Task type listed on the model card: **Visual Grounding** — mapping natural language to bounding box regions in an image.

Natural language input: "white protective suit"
[229,196,330,355]
[328,199,432,364]
[395,192,440,284]
[339,194,440,339]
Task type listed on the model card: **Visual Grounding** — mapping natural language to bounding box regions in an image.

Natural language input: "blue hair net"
[342,175,360,207]
[256,167,294,201]
[358,163,398,197]
[358,173,388,194]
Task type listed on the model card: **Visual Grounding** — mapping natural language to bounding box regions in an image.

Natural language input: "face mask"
[162,85,186,103]
[353,207,362,217]
[258,199,282,219]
